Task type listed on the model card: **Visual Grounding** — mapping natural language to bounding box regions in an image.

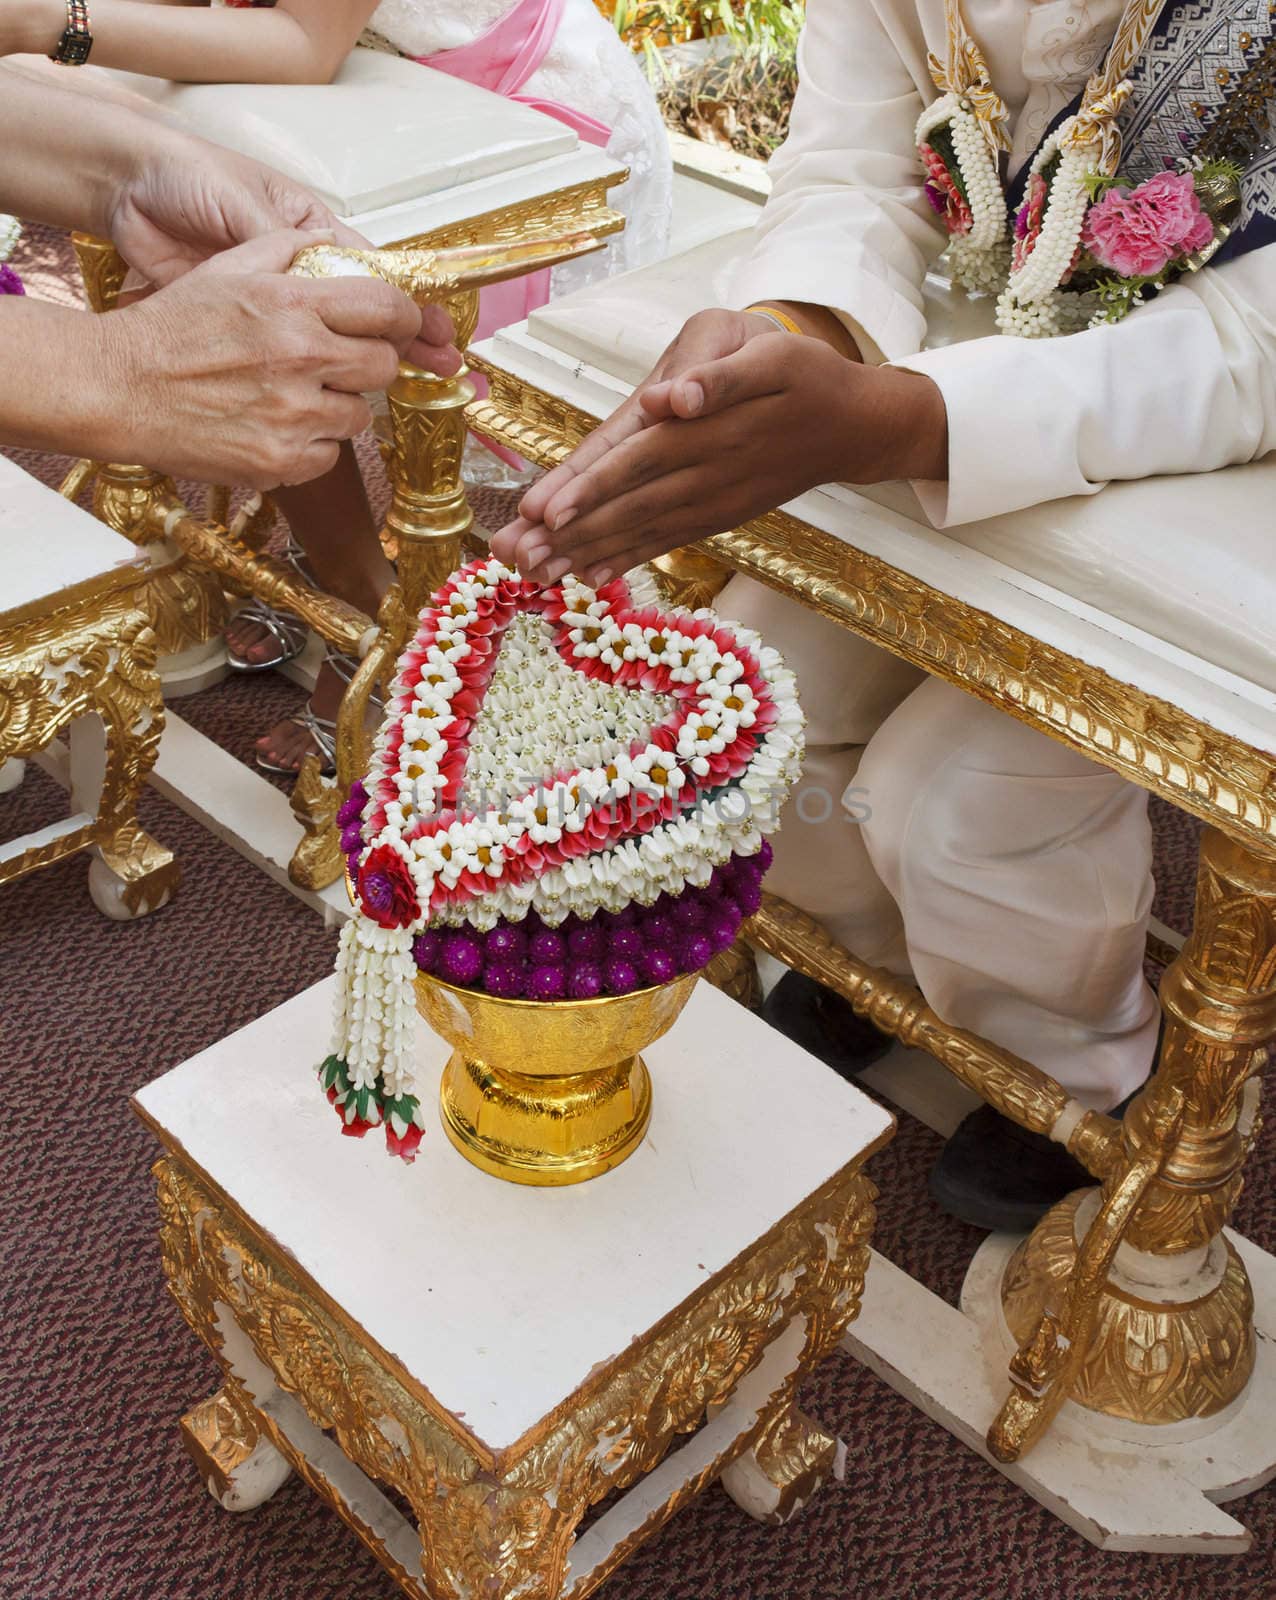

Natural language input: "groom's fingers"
[514,394,649,527]
[668,334,793,419]
[538,422,682,543]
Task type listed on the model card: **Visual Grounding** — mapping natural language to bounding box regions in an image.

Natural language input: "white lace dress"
[368,0,673,290]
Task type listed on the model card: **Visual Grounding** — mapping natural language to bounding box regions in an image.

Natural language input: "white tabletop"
[0,455,149,623]
[101,53,579,218]
[136,977,892,1455]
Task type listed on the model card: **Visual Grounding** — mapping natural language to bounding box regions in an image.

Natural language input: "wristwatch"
[50,0,93,66]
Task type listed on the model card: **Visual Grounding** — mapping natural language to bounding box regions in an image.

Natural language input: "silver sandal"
[256,701,338,778]
[254,646,384,779]
[226,533,314,673]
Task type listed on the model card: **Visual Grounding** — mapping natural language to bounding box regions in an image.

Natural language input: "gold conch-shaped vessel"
[288,232,603,301]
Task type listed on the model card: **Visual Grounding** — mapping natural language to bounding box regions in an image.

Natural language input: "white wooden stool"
[134,978,892,1600]
[0,455,178,918]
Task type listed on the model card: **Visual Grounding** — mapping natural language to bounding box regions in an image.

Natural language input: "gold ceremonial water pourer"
[288,233,603,299]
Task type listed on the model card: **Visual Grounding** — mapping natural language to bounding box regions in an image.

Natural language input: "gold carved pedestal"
[417,969,698,1186]
[988,827,1276,1456]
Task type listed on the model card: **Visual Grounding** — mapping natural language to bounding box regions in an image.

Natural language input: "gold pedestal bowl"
[415,971,699,1186]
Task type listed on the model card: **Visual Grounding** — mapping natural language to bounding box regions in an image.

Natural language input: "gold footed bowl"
[415,971,699,1186]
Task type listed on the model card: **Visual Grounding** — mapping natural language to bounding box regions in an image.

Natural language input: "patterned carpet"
[2,223,1273,1600]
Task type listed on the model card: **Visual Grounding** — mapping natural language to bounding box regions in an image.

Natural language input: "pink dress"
[369,0,672,325]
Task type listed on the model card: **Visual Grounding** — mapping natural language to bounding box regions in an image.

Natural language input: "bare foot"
[255,658,346,774]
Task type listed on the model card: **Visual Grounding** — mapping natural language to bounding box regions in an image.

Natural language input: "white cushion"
[0,456,148,623]
[520,233,1276,702]
[101,52,577,217]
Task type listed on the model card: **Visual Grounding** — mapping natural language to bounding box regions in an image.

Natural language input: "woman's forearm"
[14,0,375,85]
[0,298,129,460]
[0,63,166,233]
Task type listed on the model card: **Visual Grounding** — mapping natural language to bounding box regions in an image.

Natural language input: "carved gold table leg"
[182,1385,292,1512]
[1,593,178,918]
[80,618,181,919]
[719,1402,842,1526]
[990,827,1276,1457]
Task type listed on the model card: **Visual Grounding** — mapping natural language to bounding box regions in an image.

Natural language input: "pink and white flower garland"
[916,95,1011,297]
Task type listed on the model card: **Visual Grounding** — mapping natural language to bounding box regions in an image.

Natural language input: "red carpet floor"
[3,222,1273,1600]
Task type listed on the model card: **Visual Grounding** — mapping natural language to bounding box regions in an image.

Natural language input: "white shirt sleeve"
[729,0,943,365]
[894,244,1276,526]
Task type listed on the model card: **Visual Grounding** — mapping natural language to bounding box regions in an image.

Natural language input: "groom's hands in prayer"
[492,310,947,588]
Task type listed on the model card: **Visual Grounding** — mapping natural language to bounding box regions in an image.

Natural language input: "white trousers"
[722,577,1161,1110]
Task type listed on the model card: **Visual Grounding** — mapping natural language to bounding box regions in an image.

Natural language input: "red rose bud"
[386,1118,425,1162]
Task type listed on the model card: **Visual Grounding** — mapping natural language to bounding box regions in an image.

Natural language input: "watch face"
[58,28,93,64]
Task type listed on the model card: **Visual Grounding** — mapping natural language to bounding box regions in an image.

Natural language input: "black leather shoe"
[761,970,893,1082]
[928,1105,1094,1232]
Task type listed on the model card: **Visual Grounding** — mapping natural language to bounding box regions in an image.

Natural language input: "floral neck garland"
[321,558,804,1161]
[917,0,1242,337]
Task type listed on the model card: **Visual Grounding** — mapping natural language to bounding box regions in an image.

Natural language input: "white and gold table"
[134,979,893,1600]
[465,226,1276,1549]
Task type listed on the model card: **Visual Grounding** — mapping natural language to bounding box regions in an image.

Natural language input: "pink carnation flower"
[1082,171,1215,279]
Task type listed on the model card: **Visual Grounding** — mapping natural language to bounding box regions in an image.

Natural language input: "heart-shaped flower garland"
[321,558,804,1159]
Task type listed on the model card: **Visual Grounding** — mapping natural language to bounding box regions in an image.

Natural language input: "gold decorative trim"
[466,382,1276,852]
[153,1149,877,1600]
[1000,1190,1255,1430]
[1,587,177,904]
[392,180,626,257]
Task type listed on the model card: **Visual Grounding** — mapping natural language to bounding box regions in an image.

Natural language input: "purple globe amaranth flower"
[412,930,441,972]
[639,911,675,949]
[346,850,362,885]
[440,931,484,986]
[603,957,640,995]
[340,823,363,855]
[671,894,705,929]
[733,880,764,917]
[484,924,527,964]
[757,839,773,872]
[705,911,740,954]
[529,928,566,965]
[608,927,645,963]
[679,933,715,973]
[0,265,24,296]
[641,948,677,986]
[567,923,606,961]
[485,962,525,999]
[567,961,604,999]
[529,964,567,1001]
[336,781,368,829]
[610,904,638,928]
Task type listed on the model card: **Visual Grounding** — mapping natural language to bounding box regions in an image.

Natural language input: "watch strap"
[50,0,93,66]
